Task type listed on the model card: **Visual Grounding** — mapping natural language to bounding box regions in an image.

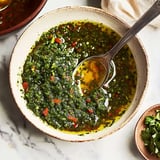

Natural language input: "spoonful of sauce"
[0,0,11,11]
[73,0,160,95]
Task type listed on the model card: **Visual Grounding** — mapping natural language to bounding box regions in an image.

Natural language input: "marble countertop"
[1,0,160,159]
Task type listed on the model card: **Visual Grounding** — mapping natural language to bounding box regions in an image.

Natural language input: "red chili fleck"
[42,107,49,116]
[73,123,78,128]
[67,115,78,123]
[71,41,77,47]
[114,92,119,98]
[22,82,29,91]
[87,108,94,114]
[52,98,61,104]
[115,108,121,114]
[50,75,54,81]
[55,38,62,44]
[108,112,113,117]
[86,98,91,103]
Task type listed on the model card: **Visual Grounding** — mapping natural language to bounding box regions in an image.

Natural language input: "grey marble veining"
[1,0,160,160]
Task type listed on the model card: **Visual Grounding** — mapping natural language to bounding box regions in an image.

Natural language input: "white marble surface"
[1,0,160,159]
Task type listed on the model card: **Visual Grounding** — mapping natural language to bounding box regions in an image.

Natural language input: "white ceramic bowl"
[9,6,148,142]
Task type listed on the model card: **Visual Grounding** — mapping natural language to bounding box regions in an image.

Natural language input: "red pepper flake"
[55,38,62,44]
[52,98,61,104]
[67,115,78,123]
[73,123,78,128]
[22,81,29,91]
[114,92,119,98]
[50,75,54,81]
[86,98,91,103]
[71,41,77,47]
[87,108,94,114]
[42,107,49,116]
[108,112,113,117]
[115,108,121,114]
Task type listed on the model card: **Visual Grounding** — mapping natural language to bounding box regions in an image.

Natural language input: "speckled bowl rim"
[0,0,47,37]
[9,6,149,142]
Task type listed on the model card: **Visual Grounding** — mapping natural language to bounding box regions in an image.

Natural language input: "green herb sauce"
[21,21,137,134]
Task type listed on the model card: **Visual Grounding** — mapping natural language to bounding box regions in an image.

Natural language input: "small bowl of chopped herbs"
[135,104,160,160]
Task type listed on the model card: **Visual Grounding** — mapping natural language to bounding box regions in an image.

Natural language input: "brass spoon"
[73,0,160,95]
[0,0,11,11]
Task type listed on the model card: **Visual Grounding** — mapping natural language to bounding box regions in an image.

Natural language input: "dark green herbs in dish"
[141,110,160,158]
[21,21,137,134]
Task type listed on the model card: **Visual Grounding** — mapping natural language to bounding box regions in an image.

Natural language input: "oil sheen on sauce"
[74,59,107,95]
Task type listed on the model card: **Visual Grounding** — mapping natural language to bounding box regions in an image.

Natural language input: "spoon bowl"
[73,55,109,95]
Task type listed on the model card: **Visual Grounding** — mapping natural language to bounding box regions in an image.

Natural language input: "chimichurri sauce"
[21,21,137,134]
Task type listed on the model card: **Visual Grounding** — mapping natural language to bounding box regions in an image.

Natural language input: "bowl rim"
[9,6,149,141]
[0,0,47,37]
[135,104,160,160]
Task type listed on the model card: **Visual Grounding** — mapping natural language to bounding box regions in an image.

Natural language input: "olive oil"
[74,59,107,95]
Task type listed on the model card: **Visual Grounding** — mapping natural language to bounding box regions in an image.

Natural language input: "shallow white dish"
[9,6,148,141]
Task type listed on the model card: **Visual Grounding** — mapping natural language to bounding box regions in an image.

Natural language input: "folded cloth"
[101,0,160,28]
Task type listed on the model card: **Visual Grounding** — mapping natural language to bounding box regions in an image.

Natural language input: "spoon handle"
[107,0,160,59]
